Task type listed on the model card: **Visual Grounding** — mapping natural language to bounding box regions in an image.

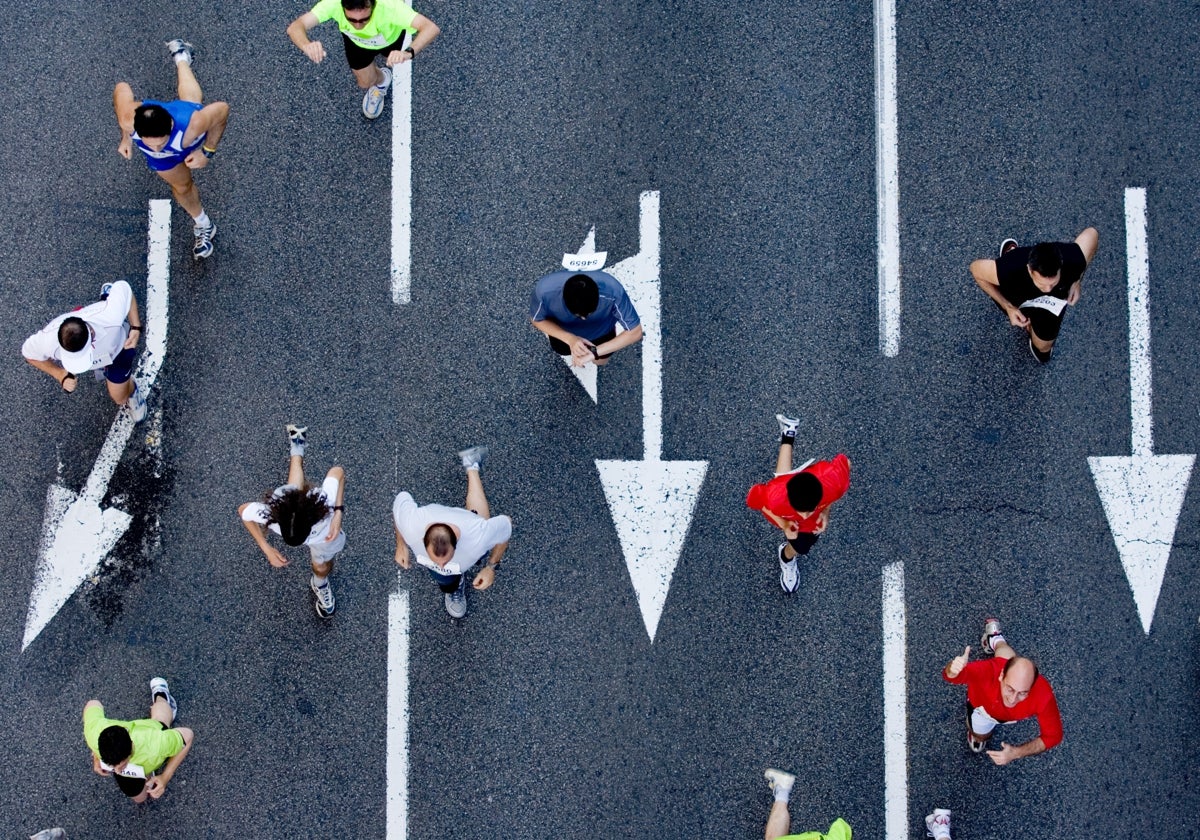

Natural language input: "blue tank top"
[132,100,206,171]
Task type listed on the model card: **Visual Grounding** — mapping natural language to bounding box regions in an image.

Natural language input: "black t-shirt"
[996,242,1087,306]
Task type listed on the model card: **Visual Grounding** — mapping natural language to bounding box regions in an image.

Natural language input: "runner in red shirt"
[942,618,1063,765]
[745,414,850,593]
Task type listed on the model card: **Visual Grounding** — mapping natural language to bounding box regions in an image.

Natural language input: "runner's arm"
[530,318,595,366]
[147,727,194,797]
[186,102,230,152]
[113,83,139,158]
[594,324,643,357]
[238,504,289,567]
[408,14,441,55]
[970,259,1028,327]
[287,12,327,62]
[325,466,346,540]
[986,736,1046,765]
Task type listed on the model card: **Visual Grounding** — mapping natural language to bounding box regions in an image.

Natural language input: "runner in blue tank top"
[114,40,230,259]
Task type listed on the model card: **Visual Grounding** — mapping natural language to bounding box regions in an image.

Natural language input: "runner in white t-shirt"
[239,425,346,618]
[393,446,511,619]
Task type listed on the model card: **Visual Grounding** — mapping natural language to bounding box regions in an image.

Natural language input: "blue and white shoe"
[149,677,178,722]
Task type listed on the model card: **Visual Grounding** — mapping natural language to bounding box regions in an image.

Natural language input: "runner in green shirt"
[82,678,194,803]
[287,0,440,119]
[763,769,852,840]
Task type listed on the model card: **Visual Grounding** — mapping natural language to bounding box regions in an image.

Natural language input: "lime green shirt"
[311,0,419,49]
[83,705,184,775]
[780,819,853,840]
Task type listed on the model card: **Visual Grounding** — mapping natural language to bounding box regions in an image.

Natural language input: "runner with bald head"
[942,618,1063,765]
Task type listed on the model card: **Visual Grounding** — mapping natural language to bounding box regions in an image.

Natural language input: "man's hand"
[473,565,496,590]
[123,330,140,351]
[61,373,77,393]
[184,150,210,170]
[782,521,800,540]
[303,41,326,63]
[93,755,110,776]
[568,336,596,367]
[1007,307,1030,328]
[144,775,167,798]
[986,741,1019,766]
[1066,281,1082,306]
[813,509,830,534]
[265,546,289,568]
[945,645,970,679]
[394,543,411,569]
[117,136,133,159]
[326,519,341,542]
[386,49,412,67]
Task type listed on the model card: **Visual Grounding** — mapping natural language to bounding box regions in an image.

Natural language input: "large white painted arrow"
[1087,187,1194,636]
[23,199,171,651]
[391,60,413,304]
[595,191,708,643]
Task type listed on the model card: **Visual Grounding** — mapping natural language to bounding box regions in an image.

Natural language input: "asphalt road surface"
[0,1,1196,838]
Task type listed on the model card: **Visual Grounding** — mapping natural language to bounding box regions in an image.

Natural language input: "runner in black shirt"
[970,227,1098,363]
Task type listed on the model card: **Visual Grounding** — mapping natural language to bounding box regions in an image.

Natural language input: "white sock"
[773,786,791,804]
[173,52,189,65]
[376,67,392,88]
[192,210,211,229]
[989,633,1006,652]
[311,573,328,587]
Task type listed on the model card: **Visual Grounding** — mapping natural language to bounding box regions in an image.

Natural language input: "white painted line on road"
[874,0,901,357]
[882,561,906,840]
[1088,187,1195,635]
[595,191,707,642]
[1124,187,1152,456]
[23,199,171,651]
[387,585,410,839]
[391,60,413,305]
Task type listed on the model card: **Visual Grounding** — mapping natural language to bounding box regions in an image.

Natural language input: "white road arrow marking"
[874,0,901,357]
[1087,187,1194,635]
[387,584,410,839]
[391,60,413,304]
[23,199,171,651]
[595,191,708,643]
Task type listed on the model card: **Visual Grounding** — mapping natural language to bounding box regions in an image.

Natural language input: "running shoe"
[127,381,148,423]
[999,238,1018,258]
[310,577,336,618]
[458,445,489,471]
[777,543,799,594]
[166,39,195,65]
[775,413,800,439]
[980,617,1003,655]
[149,677,178,721]
[286,424,308,456]
[925,808,952,839]
[362,67,392,119]
[193,221,216,260]
[444,575,468,619]
[763,768,796,797]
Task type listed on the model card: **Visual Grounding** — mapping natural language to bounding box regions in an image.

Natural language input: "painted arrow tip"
[595,458,708,642]
[1088,453,1195,635]
[562,355,598,403]
[23,485,132,651]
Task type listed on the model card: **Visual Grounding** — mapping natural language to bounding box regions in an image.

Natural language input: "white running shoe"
[763,768,796,797]
[166,39,195,65]
[777,543,799,593]
[457,445,489,471]
[193,221,216,260]
[310,577,336,618]
[925,808,951,839]
[286,424,308,456]
[362,67,392,119]
[775,413,800,438]
[149,677,178,721]
[126,382,148,423]
[444,575,468,619]
[980,617,1003,655]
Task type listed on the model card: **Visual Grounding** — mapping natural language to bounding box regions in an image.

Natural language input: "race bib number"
[1019,295,1068,317]
[347,32,389,48]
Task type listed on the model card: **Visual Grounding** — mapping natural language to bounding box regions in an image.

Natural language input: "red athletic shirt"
[944,656,1063,749]
[745,454,850,533]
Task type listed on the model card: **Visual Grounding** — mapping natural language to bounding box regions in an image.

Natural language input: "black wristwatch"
[404,46,415,58]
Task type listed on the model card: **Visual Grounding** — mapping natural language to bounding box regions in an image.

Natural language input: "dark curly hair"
[266,486,330,546]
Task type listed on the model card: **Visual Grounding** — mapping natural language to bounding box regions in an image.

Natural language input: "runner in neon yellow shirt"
[763,769,852,840]
[287,0,440,119]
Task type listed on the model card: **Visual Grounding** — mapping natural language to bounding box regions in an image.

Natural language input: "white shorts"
[307,530,346,564]
[970,705,1001,736]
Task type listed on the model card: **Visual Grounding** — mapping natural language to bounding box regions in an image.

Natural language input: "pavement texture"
[0,0,1197,838]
